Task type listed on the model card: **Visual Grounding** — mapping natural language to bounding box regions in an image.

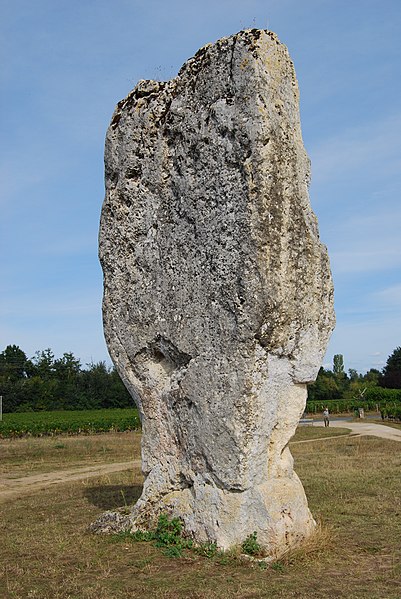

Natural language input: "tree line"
[0,345,132,413]
[307,347,401,402]
[1,344,400,412]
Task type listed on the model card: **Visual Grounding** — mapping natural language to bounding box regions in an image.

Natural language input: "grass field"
[289,425,351,442]
[0,428,400,598]
[0,408,140,438]
[0,431,141,477]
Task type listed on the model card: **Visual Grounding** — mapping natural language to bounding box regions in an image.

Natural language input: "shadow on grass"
[84,484,143,509]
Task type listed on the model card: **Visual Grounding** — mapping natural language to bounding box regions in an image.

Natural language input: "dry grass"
[290,426,351,442]
[277,520,337,567]
[0,430,400,598]
[0,431,140,476]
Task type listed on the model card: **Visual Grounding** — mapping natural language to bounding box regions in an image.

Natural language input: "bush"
[365,387,401,403]
[380,404,401,421]
[306,399,377,414]
[306,394,401,416]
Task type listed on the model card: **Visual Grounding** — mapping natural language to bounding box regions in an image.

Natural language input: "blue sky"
[1,0,400,373]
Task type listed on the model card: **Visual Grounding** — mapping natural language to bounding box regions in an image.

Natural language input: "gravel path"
[314,420,401,442]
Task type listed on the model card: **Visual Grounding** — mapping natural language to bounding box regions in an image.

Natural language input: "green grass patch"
[0,408,140,438]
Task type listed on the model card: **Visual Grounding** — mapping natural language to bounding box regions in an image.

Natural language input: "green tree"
[0,345,132,412]
[53,352,81,381]
[108,366,132,408]
[0,346,33,411]
[32,349,55,379]
[51,352,82,409]
[381,347,401,388]
[0,345,30,380]
[332,354,349,396]
[307,367,341,401]
[79,362,132,409]
[364,368,380,385]
[79,361,110,409]
[348,368,359,382]
[333,354,345,377]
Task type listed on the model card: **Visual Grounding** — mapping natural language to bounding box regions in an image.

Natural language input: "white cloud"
[310,113,401,184]
[331,249,401,274]
[324,206,401,274]
[373,284,401,305]
[0,289,101,319]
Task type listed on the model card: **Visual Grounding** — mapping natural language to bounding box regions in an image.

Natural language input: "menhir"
[98,29,335,558]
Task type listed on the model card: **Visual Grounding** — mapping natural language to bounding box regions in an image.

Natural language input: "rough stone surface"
[99,29,335,557]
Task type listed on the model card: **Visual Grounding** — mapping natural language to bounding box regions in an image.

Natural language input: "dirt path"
[2,422,400,503]
[0,459,141,503]
[314,420,401,442]
[291,433,353,444]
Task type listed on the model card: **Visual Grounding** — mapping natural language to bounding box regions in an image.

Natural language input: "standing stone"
[99,29,335,557]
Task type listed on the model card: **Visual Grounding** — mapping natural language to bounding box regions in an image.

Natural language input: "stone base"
[92,470,315,559]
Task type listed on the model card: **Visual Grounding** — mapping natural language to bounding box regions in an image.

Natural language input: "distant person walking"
[323,407,330,427]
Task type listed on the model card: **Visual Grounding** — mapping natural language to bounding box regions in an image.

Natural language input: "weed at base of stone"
[111,514,193,558]
[241,531,262,557]
[111,514,241,562]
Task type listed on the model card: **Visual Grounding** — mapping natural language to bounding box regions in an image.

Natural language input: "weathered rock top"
[101,28,334,381]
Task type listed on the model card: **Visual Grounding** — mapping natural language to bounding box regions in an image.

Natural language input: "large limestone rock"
[99,29,335,557]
